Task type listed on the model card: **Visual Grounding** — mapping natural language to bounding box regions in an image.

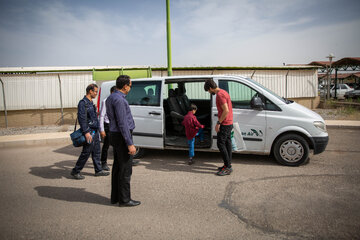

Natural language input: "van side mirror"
[250,96,264,110]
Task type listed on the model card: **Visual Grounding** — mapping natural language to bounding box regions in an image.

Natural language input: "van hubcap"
[280,140,304,162]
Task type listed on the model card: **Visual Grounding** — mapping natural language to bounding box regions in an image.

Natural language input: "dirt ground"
[313,108,360,120]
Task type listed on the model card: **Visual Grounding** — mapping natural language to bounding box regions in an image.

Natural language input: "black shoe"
[71,171,85,180]
[132,159,140,166]
[188,158,194,165]
[119,199,141,207]
[102,163,110,171]
[217,167,233,176]
[95,170,110,176]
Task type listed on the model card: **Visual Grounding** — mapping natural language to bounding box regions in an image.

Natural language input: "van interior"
[163,79,212,149]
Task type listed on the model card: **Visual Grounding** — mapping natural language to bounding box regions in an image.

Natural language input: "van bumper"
[311,136,329,154]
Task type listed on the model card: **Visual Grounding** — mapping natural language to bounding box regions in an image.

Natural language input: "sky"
[0,0,359,68]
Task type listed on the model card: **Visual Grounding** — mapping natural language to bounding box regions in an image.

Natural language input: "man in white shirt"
[99,86,139,170]
[99,86,116,171]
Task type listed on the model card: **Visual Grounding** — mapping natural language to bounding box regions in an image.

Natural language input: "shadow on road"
[29,160,102,179]
[53,144,115,159]
[136,149,277,175]
[34,186,110,206]
[36,146,277,179]
[53,144,82,157]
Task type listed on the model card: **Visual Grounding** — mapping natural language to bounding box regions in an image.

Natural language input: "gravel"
[0,125,73,136]
[313,108,360,120]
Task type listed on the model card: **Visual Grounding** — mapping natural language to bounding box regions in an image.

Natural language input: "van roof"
[133,74,245,83]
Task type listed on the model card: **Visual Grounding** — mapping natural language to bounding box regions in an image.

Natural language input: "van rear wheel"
[273,134,309,166]
[133,146,145,159]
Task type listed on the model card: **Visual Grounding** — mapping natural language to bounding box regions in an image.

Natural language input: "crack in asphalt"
[219,174,356,239]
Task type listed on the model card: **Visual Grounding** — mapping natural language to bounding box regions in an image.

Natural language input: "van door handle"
[149,111,161,115]
[214,114,218,117]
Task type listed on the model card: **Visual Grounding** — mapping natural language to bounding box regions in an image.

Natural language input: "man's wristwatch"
[217,121,221,125]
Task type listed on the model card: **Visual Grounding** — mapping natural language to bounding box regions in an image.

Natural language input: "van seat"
[168,88,185,133]
[177,83,209,122]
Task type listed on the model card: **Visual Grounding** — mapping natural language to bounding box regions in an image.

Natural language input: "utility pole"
[166,0,173,77]
[326,53,335,101]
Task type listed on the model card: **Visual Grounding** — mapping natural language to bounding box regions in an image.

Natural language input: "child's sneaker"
[217,165,225,171]
[217,167,233,176]
[188,158,195,165]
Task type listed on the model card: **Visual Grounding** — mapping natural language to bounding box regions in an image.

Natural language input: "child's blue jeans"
[187,128,204,158]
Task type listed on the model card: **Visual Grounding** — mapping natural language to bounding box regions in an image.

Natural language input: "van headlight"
[314,121,327,132]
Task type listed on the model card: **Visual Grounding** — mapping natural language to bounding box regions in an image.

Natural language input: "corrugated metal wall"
[152,69,318,98]
[0,72,93,110]
[0,68,317,111]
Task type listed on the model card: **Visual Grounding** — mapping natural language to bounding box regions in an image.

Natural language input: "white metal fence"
[0,72,93,111]
[0,68,317,111]
[152,69,318,99]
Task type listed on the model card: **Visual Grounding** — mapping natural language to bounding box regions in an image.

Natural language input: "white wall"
[0,72,93,110]
[152,69,318,99]
[0,68,317,111]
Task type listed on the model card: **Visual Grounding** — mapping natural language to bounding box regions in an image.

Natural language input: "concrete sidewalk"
[0,131,72,147]
[0,120,359,148]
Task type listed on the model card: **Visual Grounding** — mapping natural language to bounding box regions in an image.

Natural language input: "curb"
[326,125,360,129]
[325,120,360,129]
[0,132,72,148]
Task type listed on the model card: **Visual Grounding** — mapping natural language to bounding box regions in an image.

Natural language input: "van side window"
[126,81,161,106]
[219,80,257,109]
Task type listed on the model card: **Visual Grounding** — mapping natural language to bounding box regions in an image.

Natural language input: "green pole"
[166,0,173,77]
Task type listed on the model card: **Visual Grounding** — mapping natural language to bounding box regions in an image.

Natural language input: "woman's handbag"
[70,100,87,147]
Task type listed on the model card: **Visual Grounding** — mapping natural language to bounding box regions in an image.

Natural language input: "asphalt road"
[0,128,359,240]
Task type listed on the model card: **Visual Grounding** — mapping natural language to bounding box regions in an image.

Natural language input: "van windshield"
[245,77,288,104]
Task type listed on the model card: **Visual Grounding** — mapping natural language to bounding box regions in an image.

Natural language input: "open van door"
[127,79,164,149]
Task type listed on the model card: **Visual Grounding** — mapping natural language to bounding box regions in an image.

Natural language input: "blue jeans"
[187,128,204,158]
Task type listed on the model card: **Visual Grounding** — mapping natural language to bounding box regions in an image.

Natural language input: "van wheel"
[133,147,145,159]
[273,134,309,166]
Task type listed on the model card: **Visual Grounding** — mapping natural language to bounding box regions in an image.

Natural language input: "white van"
[98,75,329,166]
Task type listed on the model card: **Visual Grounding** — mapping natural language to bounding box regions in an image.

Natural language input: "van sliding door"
[127,80,164,149]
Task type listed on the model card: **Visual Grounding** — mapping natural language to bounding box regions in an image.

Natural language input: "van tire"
[273,134,309,166]
[133,147,145,159]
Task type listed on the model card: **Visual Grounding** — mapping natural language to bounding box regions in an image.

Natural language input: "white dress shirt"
[99,98,109,132]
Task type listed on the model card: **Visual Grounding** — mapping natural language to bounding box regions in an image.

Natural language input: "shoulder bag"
[70,100,88,147]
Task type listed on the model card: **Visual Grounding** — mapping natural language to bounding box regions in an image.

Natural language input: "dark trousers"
[100,122,110,165]
[110,132,132,204]
[217,124,233,168]
[72,130,102,173]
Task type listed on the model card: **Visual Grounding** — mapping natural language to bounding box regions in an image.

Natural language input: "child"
[182,104,204,165]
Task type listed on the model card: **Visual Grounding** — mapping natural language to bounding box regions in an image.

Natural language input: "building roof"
[333,57,360,66]
[309,57,360,70]
[318,72,360,79]
[308,61,331,67]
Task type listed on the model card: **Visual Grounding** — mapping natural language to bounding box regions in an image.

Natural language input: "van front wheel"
[273,134,309,166]
[133,147,145,159]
